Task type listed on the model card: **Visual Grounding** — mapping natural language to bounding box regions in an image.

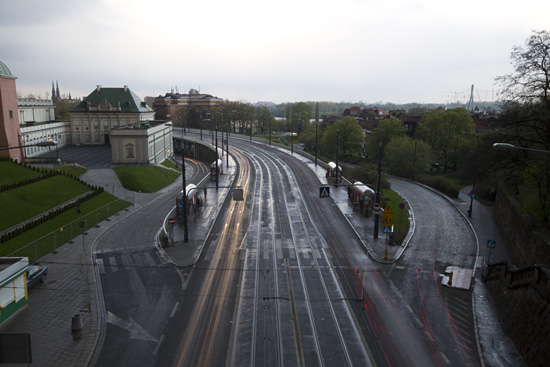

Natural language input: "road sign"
[319,186,330,198]
[383,226,393,234]
[381,198,390,201]
[486,239,496,249]
[373,203,381,213]
[168,218,176,225]
[382,205,393,226]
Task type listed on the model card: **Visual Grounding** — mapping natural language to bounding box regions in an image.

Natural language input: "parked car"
[26,265,47,289]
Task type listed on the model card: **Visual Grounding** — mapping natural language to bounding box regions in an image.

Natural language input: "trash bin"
[71,313,83,332]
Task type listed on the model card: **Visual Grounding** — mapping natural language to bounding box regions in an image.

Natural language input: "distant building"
[0,60,25,162]
[153,89,223,126]
[343,106,387,120]
[70,85,155,145]
[17,98,55,126]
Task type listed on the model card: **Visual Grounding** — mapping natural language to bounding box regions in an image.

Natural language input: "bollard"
[71,313,83,332]
[384,247,388,260]
[448,271,453,286]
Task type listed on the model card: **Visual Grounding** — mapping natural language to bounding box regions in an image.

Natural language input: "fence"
[5,199,131,263]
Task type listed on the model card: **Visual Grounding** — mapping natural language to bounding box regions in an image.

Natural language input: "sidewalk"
[157,155,237,267]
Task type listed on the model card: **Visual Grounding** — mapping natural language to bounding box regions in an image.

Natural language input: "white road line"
[170,302,180,318]
[440,351,451,364]
[109,256,118,272]
[153,334,165,356]
[97,258,105,274]
[121,254,132,268]
[388,280,403,299]
[276,239,283,259]
[144,251,155,266]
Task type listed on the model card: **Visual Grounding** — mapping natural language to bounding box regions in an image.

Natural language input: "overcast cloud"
[1,0,548,104]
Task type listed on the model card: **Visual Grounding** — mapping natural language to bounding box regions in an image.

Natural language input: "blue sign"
[486,239,496,249]
[383,226,393,234]
[319,186,330,198]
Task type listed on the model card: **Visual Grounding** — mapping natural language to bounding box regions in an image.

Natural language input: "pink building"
[0,60,24,162]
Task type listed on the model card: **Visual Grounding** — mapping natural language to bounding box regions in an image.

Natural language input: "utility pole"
[215,122,219,190]
[374,142,382,239]
[335,129,339,186]
[315,102,319,166]
[181,141,189,243]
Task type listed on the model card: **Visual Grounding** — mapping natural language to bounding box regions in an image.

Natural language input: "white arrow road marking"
[107,311,158,342]
[176,267,194,290]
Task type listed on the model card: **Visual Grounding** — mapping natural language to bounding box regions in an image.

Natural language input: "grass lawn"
[114,165,180,193]
[57,164,88,178]
[161,159,177,170]
[0,175,91,231]
[0,192,130,260]
[0,161,41,186]
[380,188,409,245]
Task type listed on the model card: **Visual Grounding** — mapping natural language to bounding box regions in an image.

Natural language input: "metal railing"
[5,199,130,263]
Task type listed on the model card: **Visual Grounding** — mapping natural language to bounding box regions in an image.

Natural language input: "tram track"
[230,140,371,366]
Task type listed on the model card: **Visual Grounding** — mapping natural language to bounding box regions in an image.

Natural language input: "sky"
[1,0,549,105]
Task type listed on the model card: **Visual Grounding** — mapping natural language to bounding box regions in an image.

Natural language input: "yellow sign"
[382,205,393,226]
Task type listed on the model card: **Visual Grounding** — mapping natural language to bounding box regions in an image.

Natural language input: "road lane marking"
[109,256,118,272]
[170,302,180,318]
[97,258,105,274]
[440,351,451,364]
[153,334,165,356]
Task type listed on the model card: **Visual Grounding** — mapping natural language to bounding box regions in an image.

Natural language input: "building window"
[93,120,99,129]
[103,120,109,129]
[125,144,135,158]
[85,132,91,142]
[95,133,100,143]
[9,110,14,118]
[74,119,80,125]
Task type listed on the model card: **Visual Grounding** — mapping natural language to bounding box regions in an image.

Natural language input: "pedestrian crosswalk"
[95,249,169,274]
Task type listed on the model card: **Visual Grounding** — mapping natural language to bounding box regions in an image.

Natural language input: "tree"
[365,117,405,162]
[494,30,550,222]
[255,106,276,134]
[415,108,475,171]
[385,136,433,178]
[320,116,364,159]
[289,102,312,134]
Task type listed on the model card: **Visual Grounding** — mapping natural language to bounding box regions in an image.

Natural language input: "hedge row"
[0,158,105,244]
[0,187,105,244]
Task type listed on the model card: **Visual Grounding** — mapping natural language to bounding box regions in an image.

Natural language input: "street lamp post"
[215,122,219,190]
[374,142,382,239]
[463,132,480,218]
[493,143,550,155]
[335,129,339,186]
[181,141,188,242]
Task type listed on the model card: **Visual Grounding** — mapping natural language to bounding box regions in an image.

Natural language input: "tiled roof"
[71,86,152,113]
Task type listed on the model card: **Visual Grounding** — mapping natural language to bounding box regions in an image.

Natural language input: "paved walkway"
[0,141,522,366]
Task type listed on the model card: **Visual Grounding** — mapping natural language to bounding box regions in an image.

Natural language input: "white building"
[111,121,173,164]
[17,98,55,126]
